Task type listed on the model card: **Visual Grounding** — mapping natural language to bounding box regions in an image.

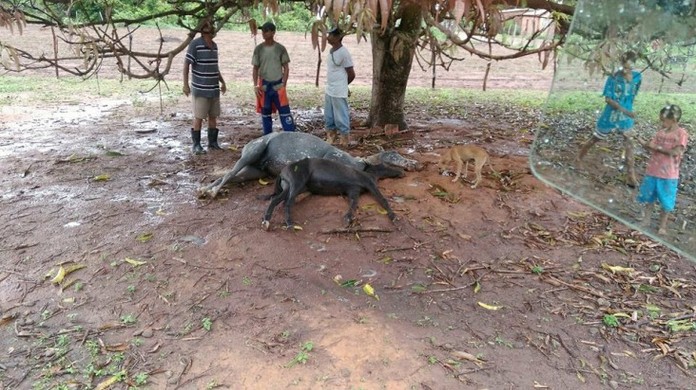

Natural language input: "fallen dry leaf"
[124,257,147,267]
[477,301,503,310]
[451,350,486,366]
[601,263,635,274]
[362,283,379,300]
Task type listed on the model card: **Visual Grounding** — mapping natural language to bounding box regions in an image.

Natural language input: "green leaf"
[136,232,154,243]
[340,279,359,288]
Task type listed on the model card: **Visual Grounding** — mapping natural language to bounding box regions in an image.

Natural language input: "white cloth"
[325,46,353,98]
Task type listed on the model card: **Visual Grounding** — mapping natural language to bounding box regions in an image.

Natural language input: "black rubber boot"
[207,128,222,150]
[191,128,206,155]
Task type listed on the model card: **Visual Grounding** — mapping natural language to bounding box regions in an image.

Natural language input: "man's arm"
[282,63,289,86]
[253,65,261,96]
[219,72,226,94]
[605,97,635,118]
[346,66,355,84]
[183,61,191,96]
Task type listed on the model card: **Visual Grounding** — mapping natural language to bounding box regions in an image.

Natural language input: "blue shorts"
[594,108,634,139]
[636,176,678,212]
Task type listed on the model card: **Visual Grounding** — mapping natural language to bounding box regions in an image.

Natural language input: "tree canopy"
[1,0,694,126]
[0,0,573,81]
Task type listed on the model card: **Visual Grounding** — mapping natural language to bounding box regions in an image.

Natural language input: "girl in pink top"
[636,104,689,234]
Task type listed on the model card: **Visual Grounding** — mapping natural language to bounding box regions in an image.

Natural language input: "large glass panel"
[531,0,696,260]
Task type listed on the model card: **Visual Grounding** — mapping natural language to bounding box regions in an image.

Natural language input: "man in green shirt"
[252,22,295,134]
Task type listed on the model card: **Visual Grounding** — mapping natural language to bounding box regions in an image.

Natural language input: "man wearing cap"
[252,21,296,134]
[183,19,227,154]
[324,27,355,146]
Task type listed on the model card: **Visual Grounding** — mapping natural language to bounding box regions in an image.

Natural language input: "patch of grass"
[603,314,620,328]
[344,84,548,118]
[120,314,137,325]
[278,330,291,341]
[0,75,547,118]
[56,335,70,348]
[638,284,658,294]
[0,76,157,104]
[531,265,545,275]
[667,319,696,333]
[493,336,513,348]
[182,322,194,335]
[202,317,213,332]
[144,273,156,283]
[85,339,100,356]
[286,341,314,368]
[110,352,124,363]
[134,372,149,386]
[416,316,436,327]
[545,90,696,128]
[646,304,661,319]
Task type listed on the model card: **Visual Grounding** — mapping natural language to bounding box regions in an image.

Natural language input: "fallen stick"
[320,227,393,234]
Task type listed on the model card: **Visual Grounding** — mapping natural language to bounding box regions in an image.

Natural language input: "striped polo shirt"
[185,37,221,98]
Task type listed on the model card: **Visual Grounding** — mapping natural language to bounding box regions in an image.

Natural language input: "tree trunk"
[368,4,423,130]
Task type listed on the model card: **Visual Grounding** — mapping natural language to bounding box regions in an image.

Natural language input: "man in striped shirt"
[183,19,227,154]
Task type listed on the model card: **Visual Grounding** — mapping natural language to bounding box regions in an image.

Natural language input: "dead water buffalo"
[261,158,401,229]
[198,132,421,198]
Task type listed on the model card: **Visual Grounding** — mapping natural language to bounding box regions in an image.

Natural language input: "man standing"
[324,27,355,146]
[183,19,226,154]
[252,22,295,135]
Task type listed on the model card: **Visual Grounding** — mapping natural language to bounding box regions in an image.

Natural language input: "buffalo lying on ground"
[198,132,421,199]
[261,158,401,229]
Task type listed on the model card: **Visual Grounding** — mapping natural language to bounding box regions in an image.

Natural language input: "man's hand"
[183,84,190,97]
[221,82,227,95]
[255,85,263,97]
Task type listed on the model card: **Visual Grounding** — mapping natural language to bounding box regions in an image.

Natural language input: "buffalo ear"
[363,154,381,165]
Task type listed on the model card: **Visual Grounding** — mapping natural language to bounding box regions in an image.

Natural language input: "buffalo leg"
[200,137,269,198]
[343,189,361,225]
[262,193,287,231]
[283,184,306,228]
[262,179,289,230]
[366,183,396,221]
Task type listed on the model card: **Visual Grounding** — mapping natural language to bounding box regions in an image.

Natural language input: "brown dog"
[438,145,491,188]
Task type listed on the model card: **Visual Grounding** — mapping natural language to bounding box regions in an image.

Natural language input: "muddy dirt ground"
[1,26,696,389]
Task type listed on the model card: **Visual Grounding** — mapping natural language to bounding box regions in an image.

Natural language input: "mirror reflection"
[531,0,696,260]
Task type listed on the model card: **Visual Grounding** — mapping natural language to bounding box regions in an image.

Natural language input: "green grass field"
[2,75,693,130]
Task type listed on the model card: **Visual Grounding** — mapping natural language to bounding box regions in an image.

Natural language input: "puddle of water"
[12,187,83,203]
[128,119,174,133]
[0,100,129,158]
